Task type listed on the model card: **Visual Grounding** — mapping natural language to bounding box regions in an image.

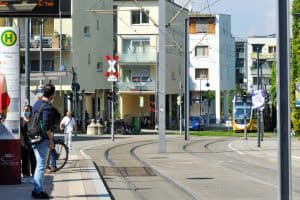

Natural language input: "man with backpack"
[30,83,56,199]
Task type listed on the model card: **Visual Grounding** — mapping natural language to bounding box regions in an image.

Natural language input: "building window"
[195,46,209,57]
[30,60,54,72]
[196,19,208,33]
[123,39,150,54]
[268,46,276,53]
[123,70,132,82]
[88,53,91,65]
[97,62,103,72]
[252,45,263,53]
[131,10,149,25]
[171,71,176,80]
[84,25,90,37]
[195,68,208,79]
[96,20,100,31]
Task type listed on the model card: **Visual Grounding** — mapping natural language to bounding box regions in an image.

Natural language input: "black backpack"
[27,103,47,144]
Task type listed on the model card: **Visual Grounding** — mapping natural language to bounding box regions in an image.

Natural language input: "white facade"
[114,0,186,127]
[189,14,235,123]
[246,35,276,92]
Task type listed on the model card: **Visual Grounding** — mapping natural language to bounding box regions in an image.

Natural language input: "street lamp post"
[252,43,264,147]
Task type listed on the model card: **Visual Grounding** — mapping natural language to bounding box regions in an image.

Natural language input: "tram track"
[103,139,199,200]
[183,138,300,194]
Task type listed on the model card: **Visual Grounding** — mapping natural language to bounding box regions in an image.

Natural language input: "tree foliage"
[291,0,300,134]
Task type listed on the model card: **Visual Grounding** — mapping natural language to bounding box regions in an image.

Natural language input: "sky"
[174,0,277,38]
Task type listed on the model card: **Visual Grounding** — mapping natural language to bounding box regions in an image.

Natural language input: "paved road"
[79,135,300,200]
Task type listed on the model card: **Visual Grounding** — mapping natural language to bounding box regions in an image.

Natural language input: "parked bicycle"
[47,138,69,171]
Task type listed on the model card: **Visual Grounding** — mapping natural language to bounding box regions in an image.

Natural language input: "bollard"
[95,119,101,135]
[87,119,97,135]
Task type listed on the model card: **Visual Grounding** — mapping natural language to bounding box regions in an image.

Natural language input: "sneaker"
[50,167,57,173]
[31,191,52,199]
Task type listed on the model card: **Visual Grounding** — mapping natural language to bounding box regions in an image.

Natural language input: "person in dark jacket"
[21,104,36,178]
[31,83,56,199]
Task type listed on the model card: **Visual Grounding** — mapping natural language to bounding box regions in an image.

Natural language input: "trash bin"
[87,119,97,135]
[133,117,140,134]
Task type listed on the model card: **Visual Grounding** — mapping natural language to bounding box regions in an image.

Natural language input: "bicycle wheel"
[54,139,69,171]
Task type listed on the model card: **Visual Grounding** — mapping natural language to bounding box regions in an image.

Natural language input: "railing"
[250,52,275,60]
[117,81,156,92]
[19,33,71,50]
[119,51,157,63]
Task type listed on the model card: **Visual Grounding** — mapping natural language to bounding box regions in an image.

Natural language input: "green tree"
[291,0,300,134]
[270,61,277,106]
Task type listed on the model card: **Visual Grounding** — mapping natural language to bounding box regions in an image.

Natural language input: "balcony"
[117,81,156,92]
[250,52,275,60]
[19,33,71,51]
[119,51,157,64]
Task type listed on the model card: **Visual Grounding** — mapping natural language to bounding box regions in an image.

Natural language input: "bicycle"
[47,138,69,172]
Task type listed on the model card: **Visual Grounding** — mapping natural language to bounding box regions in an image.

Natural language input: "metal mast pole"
[277,0,291,199]
[111,82,114,142]
[179,81,182,136]
[257,49,261,147]
[39,18,43,84]
[184,18,190,141]
[158,0,166,152]
[25,18,30,104]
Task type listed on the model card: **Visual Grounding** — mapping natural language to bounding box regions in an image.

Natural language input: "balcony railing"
[250,52,275,60]
[19,34,71,50]
[117,81,156,92]
[119,51,157,63]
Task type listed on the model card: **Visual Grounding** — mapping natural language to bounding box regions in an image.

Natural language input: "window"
[252,45,263,53]
[123,39,150,54]
[123,70,132,82]
[84,25,90,37]
[131,10,149,24]
[195,46,209,57]
[96,20,100,31]
[97,62,103,72]
[30,60,54,72]
[195,68,208,79]
[88,53,91,65]
[268,46,276,53]
[196,18,208,33]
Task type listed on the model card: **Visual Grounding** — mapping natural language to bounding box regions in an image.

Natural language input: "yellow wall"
[120,94,150,119]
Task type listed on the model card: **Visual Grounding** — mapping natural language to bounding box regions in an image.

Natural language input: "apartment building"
[4,0,114,130]
[246,34,276,92]
[189,14,235,123]
[114,0,186,129]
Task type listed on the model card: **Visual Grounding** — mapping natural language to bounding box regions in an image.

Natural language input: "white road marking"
[228,142,245,155]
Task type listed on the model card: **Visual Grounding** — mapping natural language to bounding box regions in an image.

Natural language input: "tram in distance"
[232,95,257,132]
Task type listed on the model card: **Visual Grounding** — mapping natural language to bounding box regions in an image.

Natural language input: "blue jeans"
[32,139,50,193]
[50,149,57,168]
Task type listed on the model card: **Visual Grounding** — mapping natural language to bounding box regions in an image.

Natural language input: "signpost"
[252,89,266,147]
[0,27,21,184]
[105,55,118,142]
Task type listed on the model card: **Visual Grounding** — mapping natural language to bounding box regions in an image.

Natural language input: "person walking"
[31,83,56,199]
[20,104,36,182]
[60,111,76,150]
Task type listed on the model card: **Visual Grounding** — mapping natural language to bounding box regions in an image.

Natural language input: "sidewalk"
[0,148,111,200]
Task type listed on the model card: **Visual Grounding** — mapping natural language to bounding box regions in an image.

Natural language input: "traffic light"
[177,95,182,106]
[106,91,118,102]
[242,90,247,102]
[106,91,112,101]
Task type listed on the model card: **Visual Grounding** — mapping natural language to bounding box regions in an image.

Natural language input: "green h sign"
[1,30,17,47]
